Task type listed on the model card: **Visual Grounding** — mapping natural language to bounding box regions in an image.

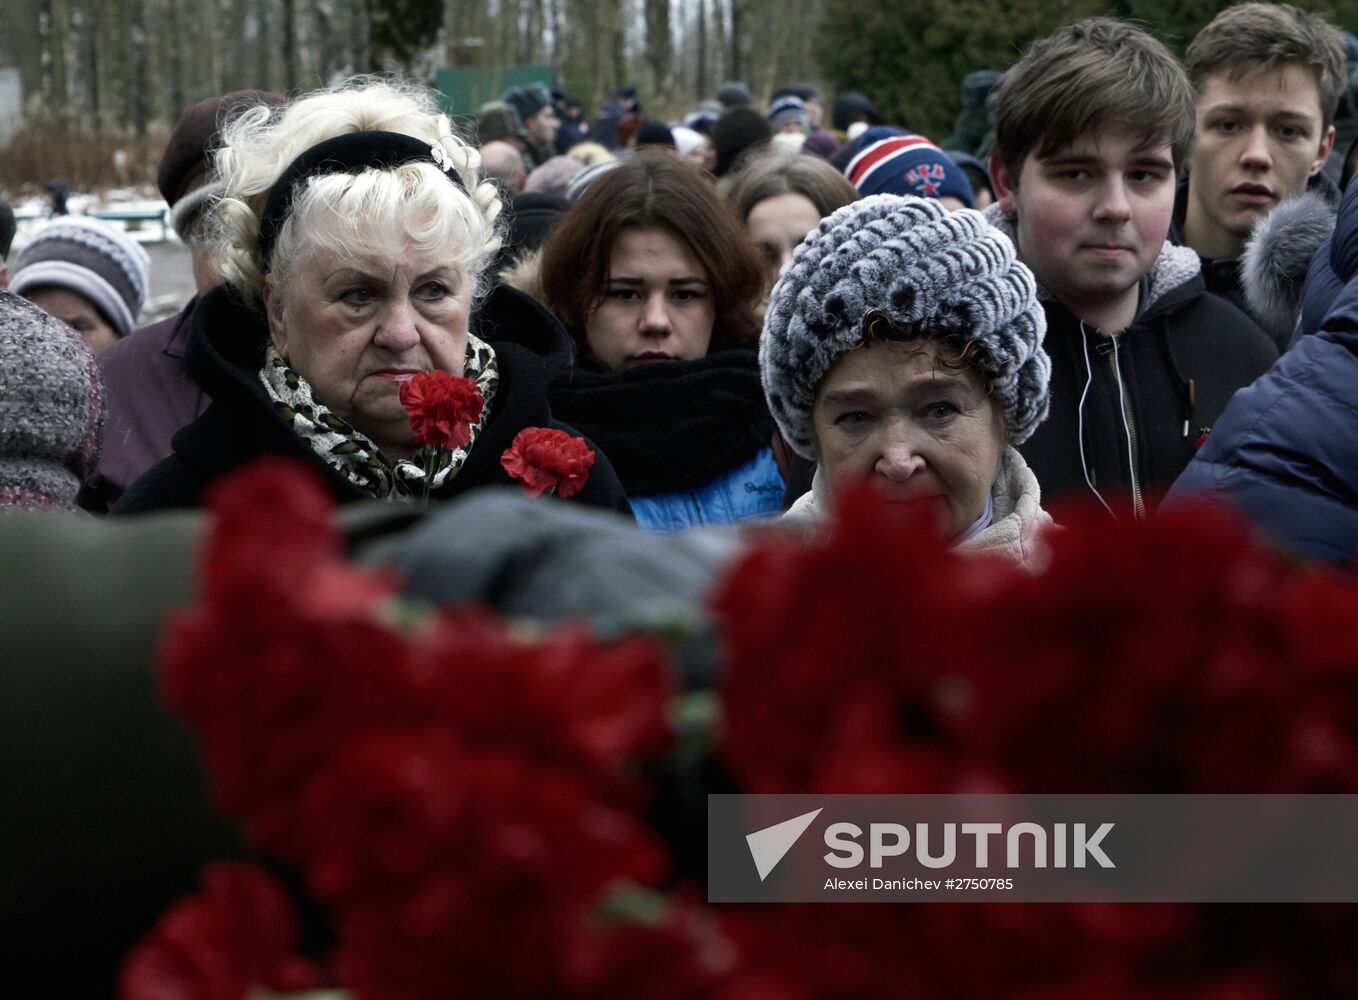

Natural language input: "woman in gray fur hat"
[761,194,1054,566]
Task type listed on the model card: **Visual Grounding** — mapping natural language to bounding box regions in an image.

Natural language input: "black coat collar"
[173,282,614,504]
[548,348,774,495]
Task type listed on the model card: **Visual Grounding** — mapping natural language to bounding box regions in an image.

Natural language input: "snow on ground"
[141,241,196,322]
[10,187,178,248]
[10,186,194,324]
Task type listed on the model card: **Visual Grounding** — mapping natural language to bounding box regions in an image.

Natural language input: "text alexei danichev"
[825,877,940,890]
[824,877,1017,890]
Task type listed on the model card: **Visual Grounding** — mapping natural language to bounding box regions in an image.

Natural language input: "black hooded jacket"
[1171,170,1340,347]
[986,207,1279,519]
[113,283,631,515]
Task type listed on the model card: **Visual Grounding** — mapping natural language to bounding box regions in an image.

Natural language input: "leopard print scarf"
[259,333,499,501]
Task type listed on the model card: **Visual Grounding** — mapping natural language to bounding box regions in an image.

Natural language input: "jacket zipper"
[1106,345,1146,521]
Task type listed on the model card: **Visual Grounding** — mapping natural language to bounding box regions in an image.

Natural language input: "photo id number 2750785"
[945,878,1014,890]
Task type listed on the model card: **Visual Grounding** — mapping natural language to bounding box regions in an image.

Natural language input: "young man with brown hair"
[1178,4,1345,343]
[987,18,1277,520]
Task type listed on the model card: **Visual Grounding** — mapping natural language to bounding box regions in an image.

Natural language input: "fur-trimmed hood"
[1241,189,1337,346]
[982,204,1201,319]
[497,247,547,307]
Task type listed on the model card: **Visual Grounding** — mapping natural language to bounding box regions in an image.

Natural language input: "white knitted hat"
[10,216,151,339]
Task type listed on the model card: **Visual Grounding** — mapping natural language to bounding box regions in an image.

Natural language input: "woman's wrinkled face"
[24,286,119,353]
[265,241,472,458]
[584,226,716,372]
[811,338,1005,539]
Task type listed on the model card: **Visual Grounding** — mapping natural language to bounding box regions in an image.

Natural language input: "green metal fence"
[434,65,555,126]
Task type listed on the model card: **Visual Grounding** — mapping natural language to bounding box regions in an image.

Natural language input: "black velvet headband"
[257,130,468,271]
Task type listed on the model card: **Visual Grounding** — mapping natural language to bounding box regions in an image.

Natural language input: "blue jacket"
[1166,181,1358,564]
[630,445,784,533]
[548,348,783,534]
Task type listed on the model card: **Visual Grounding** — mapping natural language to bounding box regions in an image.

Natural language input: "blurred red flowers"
[140,458,715,1000]
[713,489,1358,799]
[500,426,595,497]
[710,484,1358,997]
[132,460,1358,998]
[398,370,483,451]
[117,862,324,1000]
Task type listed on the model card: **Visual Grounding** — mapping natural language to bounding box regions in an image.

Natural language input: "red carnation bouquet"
[398,371,483,501]
[116,861,326,1000]
[500,426,595,498]
[125,463,1358,998]
[710,484,1358,996]
[126,459,724,1000]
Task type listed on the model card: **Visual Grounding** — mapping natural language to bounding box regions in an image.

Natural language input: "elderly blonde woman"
[762,195,1053,567]
[115,79,627,513]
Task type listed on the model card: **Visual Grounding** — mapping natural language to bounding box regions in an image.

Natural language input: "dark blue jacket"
[1166,180,1358,564]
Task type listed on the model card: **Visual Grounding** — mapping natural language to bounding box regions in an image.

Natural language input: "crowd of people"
[3,1,1358,989]
[2,2,1355,560]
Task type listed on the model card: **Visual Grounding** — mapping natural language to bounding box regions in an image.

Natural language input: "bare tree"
[0,0,831,149]
[645,0,672,98]
[700,0,711,97]
[125,0,151,135]
[608,0,626,95]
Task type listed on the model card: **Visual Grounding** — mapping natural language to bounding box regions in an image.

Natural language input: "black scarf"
[549,348,775,495]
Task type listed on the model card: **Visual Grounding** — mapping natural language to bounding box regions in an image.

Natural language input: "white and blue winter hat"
[11,216,150,339]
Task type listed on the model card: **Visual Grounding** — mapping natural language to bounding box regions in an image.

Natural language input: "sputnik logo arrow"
[746,808,823,881]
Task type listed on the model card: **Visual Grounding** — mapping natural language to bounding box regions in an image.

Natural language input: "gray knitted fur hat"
[760,194,1051,458]
[0,291,104,512]
[10,216,150,339]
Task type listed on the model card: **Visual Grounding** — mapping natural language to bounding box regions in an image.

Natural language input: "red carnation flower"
[420,612,676,786]
[199,457,341,616]
[302,732,668,998]
[399,371,484,451]
[117,861,325,1000]
[500,427,595,498]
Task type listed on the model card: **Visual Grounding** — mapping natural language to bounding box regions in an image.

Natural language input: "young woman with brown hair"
[540,150,789,531]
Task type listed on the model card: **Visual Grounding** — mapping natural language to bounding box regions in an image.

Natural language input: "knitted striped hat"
[768,95,809,131]
[760,194,1050,458]
[846,131,975,208]
[10,217,150,339]
[0,291,104,512]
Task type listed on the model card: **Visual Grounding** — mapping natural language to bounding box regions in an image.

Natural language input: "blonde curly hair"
[210,76,504,312]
